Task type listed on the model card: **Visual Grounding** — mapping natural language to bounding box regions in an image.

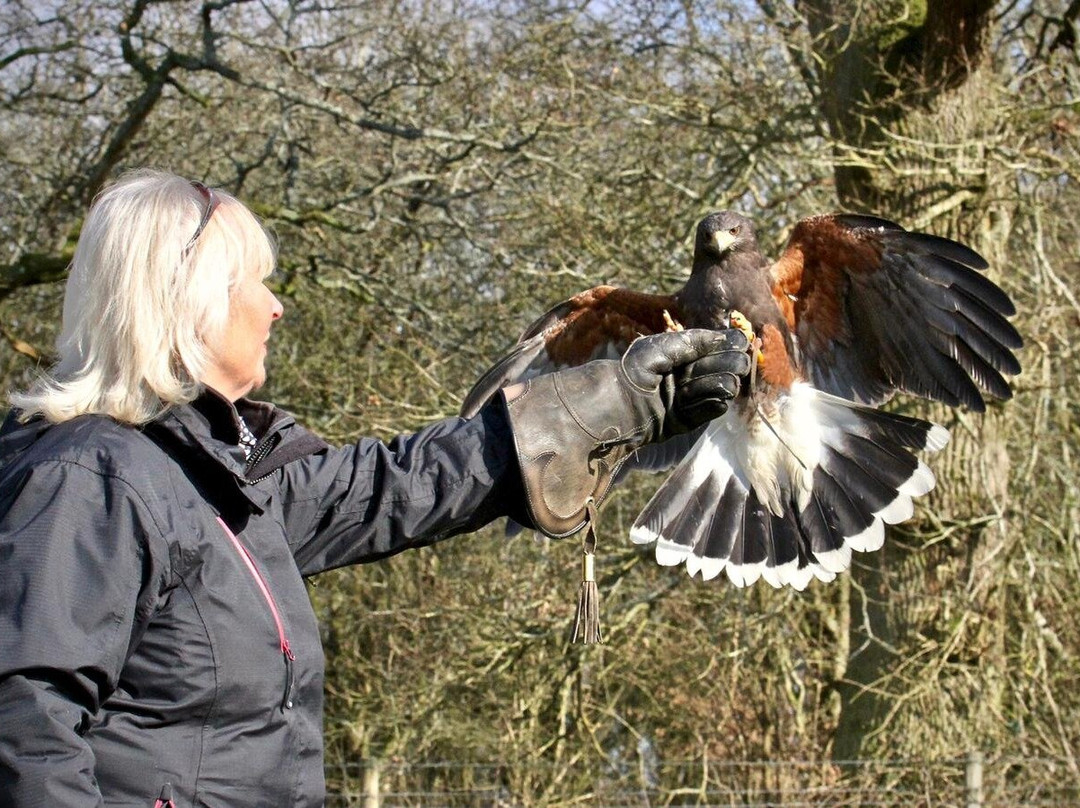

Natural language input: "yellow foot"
[728,309,764,367]
[662,309,685,332]
[728,309,755,343]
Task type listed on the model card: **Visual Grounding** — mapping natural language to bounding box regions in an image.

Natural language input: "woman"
[0,170,749,806]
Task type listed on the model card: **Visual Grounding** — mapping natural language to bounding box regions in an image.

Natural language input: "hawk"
[462,212,1021,589]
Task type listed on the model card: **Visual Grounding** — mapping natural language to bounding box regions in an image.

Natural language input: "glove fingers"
[678,369,744,403]
[681,348,752,381]
[625,328,749,388]
[677,396,733,426]
[670,367,745,432]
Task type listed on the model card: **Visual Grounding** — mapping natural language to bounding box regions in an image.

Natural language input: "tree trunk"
[789,0,1009,761]
[796,0,996,212]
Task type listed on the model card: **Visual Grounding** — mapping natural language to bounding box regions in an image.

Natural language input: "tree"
[1,0,1077,799]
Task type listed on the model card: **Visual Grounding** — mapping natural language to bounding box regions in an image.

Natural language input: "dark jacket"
[0,392,522,807]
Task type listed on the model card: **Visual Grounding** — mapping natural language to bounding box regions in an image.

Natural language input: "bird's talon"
[728,309,755,344]
[662,309,685,332]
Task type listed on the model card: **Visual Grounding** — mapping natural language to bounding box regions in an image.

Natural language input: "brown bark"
[793,0,995,209]
[781,0,1008,763]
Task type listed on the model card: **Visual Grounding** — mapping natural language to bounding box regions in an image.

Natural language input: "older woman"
[0,169,749,806]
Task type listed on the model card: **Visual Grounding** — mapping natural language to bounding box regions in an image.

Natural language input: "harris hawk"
[462,212,1022,590]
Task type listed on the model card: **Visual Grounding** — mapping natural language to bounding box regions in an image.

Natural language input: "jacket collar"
[0,394,283,476]
[1,391,328,516]
[158,389,289,476]
[149,390,327,515]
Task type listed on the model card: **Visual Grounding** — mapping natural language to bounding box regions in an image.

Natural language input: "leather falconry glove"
[502,328,751,538]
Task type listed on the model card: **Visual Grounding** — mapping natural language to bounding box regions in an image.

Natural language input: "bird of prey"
[462,212,1021,590]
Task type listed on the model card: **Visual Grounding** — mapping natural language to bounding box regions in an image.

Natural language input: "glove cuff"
[502,368,650,537]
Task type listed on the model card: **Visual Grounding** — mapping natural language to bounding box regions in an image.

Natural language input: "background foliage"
[2,0,1078,801]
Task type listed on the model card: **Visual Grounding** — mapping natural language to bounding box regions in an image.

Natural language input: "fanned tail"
[629,386,948,590]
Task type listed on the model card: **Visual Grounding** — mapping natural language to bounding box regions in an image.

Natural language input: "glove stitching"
[618,353,660,396]
[553,372,617,441]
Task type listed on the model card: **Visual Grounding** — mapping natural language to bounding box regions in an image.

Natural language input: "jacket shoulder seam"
[22,457,171,549]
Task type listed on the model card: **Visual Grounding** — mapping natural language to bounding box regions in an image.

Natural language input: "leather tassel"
[572,499,603,644]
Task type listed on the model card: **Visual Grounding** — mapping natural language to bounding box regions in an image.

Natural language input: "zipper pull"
[155,783,176,808]
[281,639,296,711]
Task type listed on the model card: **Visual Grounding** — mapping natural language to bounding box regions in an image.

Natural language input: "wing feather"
[770,214,1021,411]
[461,286,677,417]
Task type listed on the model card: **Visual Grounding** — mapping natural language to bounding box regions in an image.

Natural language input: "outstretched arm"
[283,329,750,573]
[283,398,529,576]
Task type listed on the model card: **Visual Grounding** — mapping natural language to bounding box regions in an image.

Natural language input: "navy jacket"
[0,393,522,806]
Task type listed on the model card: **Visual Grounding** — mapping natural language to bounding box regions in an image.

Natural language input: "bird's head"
[694,211,757,260]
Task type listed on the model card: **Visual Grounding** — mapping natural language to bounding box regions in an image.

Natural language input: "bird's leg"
[733,317,805,470]
[727,309,755,344]
[662,309,685,332]
[727,309,765,374]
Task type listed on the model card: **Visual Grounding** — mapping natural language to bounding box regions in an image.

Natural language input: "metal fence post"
[363,758,381,808]
[965,750,984,808]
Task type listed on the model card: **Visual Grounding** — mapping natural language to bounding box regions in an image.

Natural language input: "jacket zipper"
[216,517,296,711]
[244,431,281,484]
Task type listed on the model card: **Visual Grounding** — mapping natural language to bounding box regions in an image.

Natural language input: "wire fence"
[325,753,1080,807]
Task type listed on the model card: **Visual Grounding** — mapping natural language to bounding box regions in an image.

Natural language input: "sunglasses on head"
[183,180,220,255]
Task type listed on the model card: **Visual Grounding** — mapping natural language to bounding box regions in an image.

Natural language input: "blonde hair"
[10,169,277,425]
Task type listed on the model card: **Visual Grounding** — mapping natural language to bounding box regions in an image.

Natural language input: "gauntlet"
[502,329,751,537]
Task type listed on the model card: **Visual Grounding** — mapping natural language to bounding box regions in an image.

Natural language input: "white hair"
[10,169,277,425]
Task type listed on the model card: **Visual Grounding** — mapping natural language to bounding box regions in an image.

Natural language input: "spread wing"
[769,214,1022,411]
[460,285,677,418]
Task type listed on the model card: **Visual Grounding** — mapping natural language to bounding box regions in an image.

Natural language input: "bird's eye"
[729,226,741,236]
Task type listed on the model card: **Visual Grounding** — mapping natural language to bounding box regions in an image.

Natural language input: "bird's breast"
[676,284,732,330]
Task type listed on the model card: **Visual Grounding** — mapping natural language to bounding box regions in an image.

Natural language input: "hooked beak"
[711,229,738,254]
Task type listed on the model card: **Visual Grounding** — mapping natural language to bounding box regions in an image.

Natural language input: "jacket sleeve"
[281,398,529,575]
[0,460,168,806]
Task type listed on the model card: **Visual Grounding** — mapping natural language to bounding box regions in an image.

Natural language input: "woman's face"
[201,261,284,402]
